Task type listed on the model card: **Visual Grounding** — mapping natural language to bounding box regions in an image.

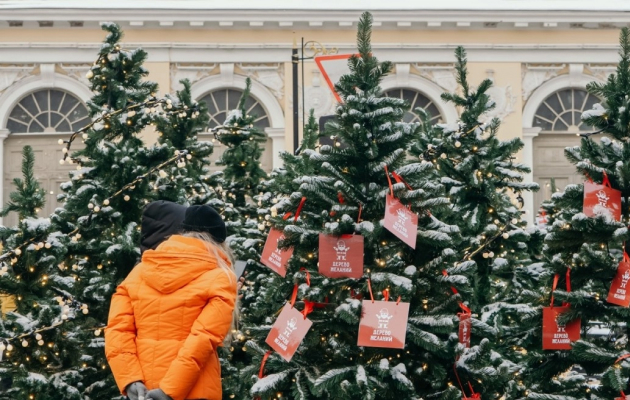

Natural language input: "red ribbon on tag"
[367,278,375,303]
[294,196,307,222]
[585,171,593,183]
[302,300,315,319]
[258,350,273,378]
[299,267,311,286]
[615,353,630,364]
[357,203,363,223]
[391,171,413,190]
[550,270,571,307]
[602,171,611,187]
[550,273,559,307]
[442,269,460,295]
[385,165,394,197]
[453,364,479,399]
[338,192,345,204]
[382,289,389,302]
[392,171,413,190]
[290,284,298,307]
[290,267,312,307]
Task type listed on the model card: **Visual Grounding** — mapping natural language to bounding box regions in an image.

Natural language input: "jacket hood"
[140,200,187,254]
[140,235,230,294]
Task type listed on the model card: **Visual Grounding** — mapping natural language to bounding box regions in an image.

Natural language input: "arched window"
[6,89,90,133]
[384,88,444,124]
[533,88,600,133]
[199,88,270,129]
[531,87,601,215]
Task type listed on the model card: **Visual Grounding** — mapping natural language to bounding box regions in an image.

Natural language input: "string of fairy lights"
[58,97,177,165]
[0,149,191,352]
[0,90,198,360]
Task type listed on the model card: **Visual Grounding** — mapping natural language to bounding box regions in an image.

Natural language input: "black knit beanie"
[140,200,187,253]
[180,205,227,244]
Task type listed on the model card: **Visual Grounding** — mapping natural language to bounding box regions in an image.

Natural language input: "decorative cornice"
[0,42,620,51]
[1,8,630,30]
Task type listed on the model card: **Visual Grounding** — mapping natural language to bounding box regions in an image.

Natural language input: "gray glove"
[146,389,173,400]
[125,381,148,400]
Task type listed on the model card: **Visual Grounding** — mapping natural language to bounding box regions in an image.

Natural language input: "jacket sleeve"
[160,271,237,400]
[104,279,145,394]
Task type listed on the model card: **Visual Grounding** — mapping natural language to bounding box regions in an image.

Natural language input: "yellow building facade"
[0,1,628,229]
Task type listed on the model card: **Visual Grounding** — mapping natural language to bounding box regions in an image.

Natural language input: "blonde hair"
[181,231,240,346]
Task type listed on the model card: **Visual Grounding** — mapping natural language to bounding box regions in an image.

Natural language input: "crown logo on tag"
[396,208,409,223]
[284,317,298,337]
[555,317,567,332]
[596,189,610,207]
[375,308,394,329]
[333,240,350,256]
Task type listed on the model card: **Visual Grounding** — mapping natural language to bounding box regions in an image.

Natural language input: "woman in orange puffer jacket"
[105,205,237,400]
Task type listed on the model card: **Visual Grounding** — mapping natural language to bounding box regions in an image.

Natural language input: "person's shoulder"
[120,263,145,287]
[199,268,237,291]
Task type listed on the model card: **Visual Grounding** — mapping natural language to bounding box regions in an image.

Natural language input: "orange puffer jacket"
[105,235,237,400]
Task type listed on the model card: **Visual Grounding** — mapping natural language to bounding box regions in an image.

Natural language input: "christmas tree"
[0,23,209,400]
[149,78,216,205]
[411,47,549,399]
[524,28,630,399]
[221,110,322,398]
[0,146,78,399]
[237,13,505,400]
[61,23,211,399]
[214,77,268,210]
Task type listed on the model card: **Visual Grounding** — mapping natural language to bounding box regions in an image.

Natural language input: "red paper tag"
[260,228,293,277]
[459,314,471,348]
[357,300,410,349]
[542,306,581,350]
[607,257,630,307]
[583,181,621,221]
[265,303,312,362]
[383,194,418,249]
[318,234,364,279]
